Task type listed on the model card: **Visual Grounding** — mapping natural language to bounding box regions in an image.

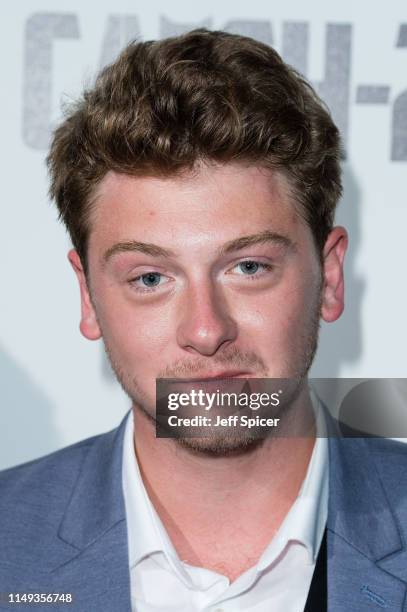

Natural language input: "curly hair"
[47,28,342,274]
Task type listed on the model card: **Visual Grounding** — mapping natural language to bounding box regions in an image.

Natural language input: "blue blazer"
[1,411,407,611]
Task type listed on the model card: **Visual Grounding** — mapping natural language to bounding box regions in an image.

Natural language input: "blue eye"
[230,260,274,279]
[140,272,162,287]
[129,271,172,294]
[238,261,260,275]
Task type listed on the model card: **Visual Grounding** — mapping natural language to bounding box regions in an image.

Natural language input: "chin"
[175,433,266,457]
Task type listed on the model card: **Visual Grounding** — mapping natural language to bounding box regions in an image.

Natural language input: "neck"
[132,389,316,579]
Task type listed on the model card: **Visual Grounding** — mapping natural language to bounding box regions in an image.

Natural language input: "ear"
[320,226,348,323]
[68,249,102,340]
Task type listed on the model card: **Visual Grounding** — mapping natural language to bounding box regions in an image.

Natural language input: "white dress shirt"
[122,398,328,612]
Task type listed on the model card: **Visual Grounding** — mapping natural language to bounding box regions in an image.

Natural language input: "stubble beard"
[102,285,322,457]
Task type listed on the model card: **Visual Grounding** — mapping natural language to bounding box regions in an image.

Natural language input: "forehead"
[87,162,308,256]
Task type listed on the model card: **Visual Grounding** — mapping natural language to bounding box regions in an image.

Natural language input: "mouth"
[173,371,253,383]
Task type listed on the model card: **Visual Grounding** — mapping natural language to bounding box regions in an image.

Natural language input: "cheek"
[235,272,320,343]
[94,290,173,365]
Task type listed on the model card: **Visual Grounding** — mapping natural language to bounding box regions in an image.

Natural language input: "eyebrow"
[103,240,177,263]
[220,231,294,255]
[102,231,294,265]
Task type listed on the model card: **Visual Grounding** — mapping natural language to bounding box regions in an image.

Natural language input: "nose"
[176,281,238,357]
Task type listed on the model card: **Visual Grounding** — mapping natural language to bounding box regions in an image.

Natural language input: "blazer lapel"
[27,412,132,611]
[328,435,407,611]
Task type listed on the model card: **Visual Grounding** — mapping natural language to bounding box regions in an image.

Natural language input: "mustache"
[157,346,268,378]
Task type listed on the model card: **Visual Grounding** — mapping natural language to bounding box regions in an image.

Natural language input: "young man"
[1,29,407,611]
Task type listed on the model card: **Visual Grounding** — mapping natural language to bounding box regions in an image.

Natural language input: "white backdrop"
[1,0,406,469]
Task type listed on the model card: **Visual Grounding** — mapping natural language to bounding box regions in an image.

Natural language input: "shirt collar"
[258,391,329,569]
[122,390,328,576]
[122,410,193,584]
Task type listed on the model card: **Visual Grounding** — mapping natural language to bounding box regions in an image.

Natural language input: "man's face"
[69,162,347,451]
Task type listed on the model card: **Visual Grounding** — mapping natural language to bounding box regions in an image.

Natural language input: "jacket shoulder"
[369,437,407,481]
[369,436,407,459]
[0,433,101,487]
[0,432,106,547]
